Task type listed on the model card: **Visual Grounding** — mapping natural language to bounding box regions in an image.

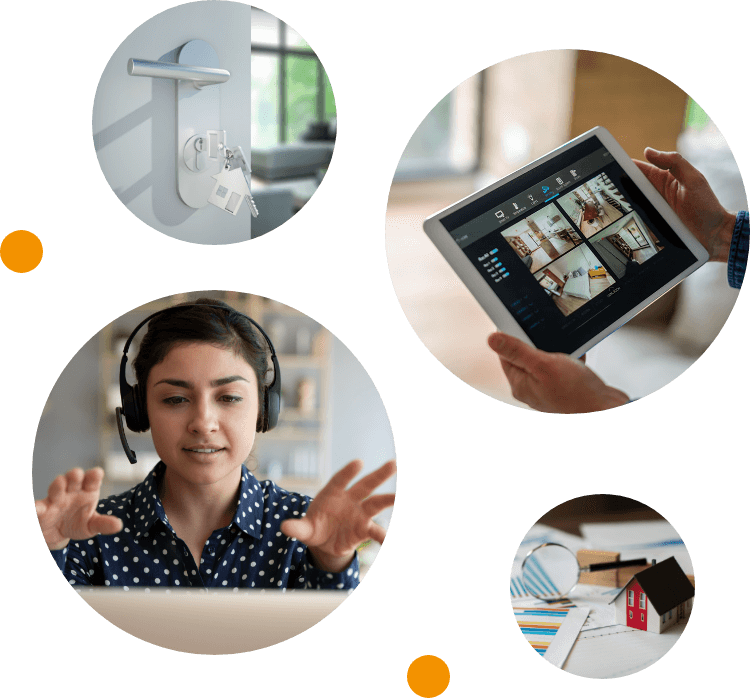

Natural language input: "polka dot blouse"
[51,462,359,590]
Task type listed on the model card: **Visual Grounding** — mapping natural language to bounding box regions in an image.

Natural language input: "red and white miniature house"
[610,557,694,634]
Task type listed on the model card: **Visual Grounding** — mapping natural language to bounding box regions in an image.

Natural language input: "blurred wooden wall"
[569,51,688,159]
[569,52,689,326]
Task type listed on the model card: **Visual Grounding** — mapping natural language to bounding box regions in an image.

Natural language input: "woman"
[35,298,396,589]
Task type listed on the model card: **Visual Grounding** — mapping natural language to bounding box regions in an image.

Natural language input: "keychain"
[208,145,259,217]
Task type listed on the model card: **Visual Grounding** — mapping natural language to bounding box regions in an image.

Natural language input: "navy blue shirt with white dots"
[51,462,359,590]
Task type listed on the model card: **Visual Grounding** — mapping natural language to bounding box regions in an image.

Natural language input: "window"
[251,8,335,147]
[629,610,632,619]
[639,592,646,609]
[669,609,673,619]
[394,73,482,181]
[641,613,644,622]
[628,590,634,606]
[662,614,667,623]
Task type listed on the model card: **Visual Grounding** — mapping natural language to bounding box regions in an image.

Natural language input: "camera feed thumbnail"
[558,173,632,238]
[588,212,664,280]
[501,204,584,274]
[534,246,616,317]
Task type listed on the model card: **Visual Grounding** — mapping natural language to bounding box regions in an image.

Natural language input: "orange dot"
[1,230,43,273]
[407,655,450,697]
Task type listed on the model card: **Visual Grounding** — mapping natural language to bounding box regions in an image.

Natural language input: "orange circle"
[407,655,450,697]
[1,230,43,273]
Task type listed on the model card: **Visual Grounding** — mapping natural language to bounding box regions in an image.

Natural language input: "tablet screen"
[439,135,699,353]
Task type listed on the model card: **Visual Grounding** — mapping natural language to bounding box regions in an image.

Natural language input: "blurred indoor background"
[386,50,745,406]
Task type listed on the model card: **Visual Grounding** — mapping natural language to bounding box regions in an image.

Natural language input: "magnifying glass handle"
[585,557,648,572]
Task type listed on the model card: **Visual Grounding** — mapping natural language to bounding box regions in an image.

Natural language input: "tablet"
[423,126,709,357]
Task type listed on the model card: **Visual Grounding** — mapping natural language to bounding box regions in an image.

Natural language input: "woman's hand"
[35,467,123,550]
[280,459,397,573]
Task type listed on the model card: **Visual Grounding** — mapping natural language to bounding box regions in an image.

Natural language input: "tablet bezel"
[422,126,709,358]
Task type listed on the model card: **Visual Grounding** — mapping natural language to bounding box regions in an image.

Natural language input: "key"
[225,146,259,217]
[208,145,259,217]
[209,167,252,216]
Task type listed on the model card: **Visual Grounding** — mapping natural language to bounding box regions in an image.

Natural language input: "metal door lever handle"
[128,39,238,210]
[127,58,230,88]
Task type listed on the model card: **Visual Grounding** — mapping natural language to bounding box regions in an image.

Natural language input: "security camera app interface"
[439,137,699,353]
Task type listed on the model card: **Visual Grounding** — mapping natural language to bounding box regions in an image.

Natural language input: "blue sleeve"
[302,549,360,590]
[50,536,103,584]
[728,211,748,289]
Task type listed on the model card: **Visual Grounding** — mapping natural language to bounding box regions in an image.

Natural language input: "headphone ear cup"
[121,383,137,432]
[132,383,149,432]
[265,386,280,431]
[257,388,269,433]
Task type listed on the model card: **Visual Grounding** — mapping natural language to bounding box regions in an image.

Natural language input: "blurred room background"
[386,50,745,405]
[250,7,337,237]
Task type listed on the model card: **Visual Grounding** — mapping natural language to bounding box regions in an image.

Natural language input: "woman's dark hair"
[133,298,269,413]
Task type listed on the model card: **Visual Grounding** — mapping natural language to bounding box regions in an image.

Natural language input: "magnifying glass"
[521,543,648,602]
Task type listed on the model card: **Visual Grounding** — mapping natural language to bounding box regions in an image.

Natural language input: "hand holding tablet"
[634,148,738,264]
[487,332,630,413]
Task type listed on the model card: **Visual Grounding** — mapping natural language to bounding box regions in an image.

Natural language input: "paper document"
[513,606,589,668]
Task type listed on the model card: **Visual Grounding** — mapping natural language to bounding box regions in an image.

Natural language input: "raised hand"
[280,459,397,573]
[35,467,123,550]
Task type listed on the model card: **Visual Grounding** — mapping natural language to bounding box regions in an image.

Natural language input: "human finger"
[348,460,397,500]
[47,474,68,504]
[500,359,536,404]
[633,158,662,177]
[362,493,396,518]
[82,467,105,492]
[367,521,388,546]
[634,159,671,198]
[322,460,364,492]
[88,513,123,536]
[499,358,533,391]
[280,516,316,544]
[488,332,545,373]
[644,148,702,186]
[65,468,85,493]
[643,147,681,169]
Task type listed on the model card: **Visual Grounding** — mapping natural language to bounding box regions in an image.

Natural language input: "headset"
[115,303,281,464]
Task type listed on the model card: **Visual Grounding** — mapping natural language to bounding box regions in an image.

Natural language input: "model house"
[610,557,694,633]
